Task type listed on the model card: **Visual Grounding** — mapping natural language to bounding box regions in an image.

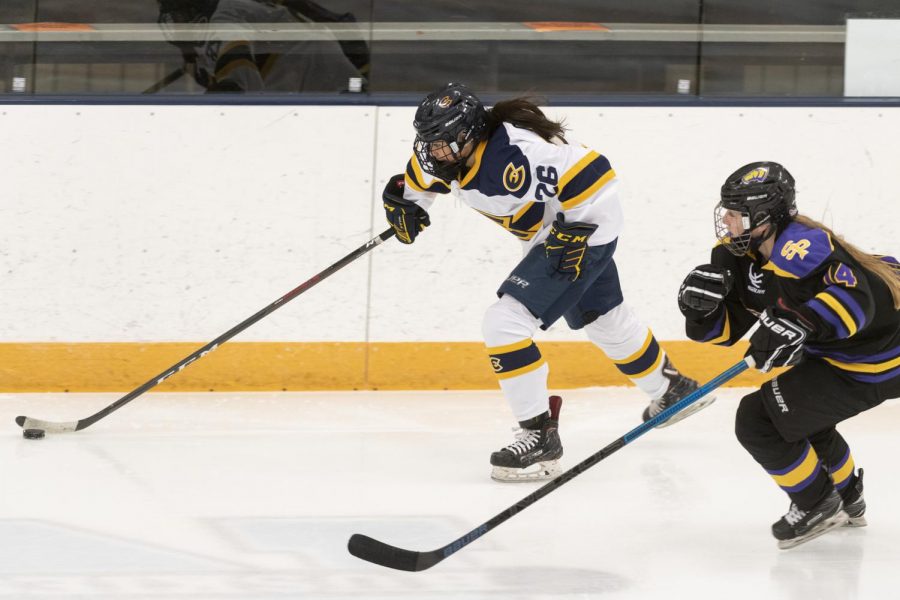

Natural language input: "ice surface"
[1,388,898,599]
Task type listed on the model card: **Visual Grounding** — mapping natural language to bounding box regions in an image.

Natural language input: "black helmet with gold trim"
[715,161,797,256]
[413,83,487,181]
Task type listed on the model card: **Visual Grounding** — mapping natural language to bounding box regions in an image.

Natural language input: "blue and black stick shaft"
[15,229,396,434]
[348,357,753,572]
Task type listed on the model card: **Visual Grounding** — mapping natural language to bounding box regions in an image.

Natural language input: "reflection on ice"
[1,389,896,599]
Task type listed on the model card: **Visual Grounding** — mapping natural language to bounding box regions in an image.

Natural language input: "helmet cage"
[413,136,471,182]
[714,203,754,256]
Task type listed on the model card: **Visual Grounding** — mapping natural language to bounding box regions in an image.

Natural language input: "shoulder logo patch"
[503,162,527,193]
[781,239,811,260]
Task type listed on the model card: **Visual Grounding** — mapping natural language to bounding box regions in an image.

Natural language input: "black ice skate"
[840,468,867,527]
[772,489,850,549]
[490,396,562,482]
[641,357,714,428]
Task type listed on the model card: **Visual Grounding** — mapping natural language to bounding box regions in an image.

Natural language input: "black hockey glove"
[747,305,813,372]
[382,173,430,244]
[544,213,598,281]
[678,264,734,318]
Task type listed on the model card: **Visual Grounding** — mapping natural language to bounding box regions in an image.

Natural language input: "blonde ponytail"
[794,215,900,309]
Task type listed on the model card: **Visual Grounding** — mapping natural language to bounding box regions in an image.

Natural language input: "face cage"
[714,203,753,256]
[413,136,466,181]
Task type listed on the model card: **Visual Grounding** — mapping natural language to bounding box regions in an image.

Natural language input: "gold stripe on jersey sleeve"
[405,156,428,192]
[761,261,800,279]
[822,354,900,373]
[459,139,489,187]
[560,169,616,209]
[557,151,600,194]
[815,292,858,336]
[404,174,426,193]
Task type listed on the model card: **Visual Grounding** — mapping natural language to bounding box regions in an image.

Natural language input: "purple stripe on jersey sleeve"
[806,298,850,339]
[805,344,900,363]
[826,286,867,330]
[848,365,900,383]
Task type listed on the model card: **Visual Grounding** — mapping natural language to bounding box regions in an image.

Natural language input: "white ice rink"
[2,388,898,599]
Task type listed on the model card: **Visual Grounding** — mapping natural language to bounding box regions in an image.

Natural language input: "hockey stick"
[142,66,187,94]
[348,356,754,571]
[16,229,396,434]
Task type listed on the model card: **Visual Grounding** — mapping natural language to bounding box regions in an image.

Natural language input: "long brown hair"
[794,215,900,309]
[485,97,566,143]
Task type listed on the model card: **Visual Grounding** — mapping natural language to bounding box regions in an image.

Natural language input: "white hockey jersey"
[402,122,624,249]
[192,0,359,92]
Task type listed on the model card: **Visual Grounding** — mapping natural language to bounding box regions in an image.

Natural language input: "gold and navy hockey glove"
[544,213,598,281]
[678,264,734,317]
[382,173,430,244]
[747,303,813,372]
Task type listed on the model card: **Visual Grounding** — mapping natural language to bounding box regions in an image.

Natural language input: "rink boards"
[1,105,897,392]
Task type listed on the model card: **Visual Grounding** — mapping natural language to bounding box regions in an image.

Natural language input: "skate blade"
[656,395,717,429]
[491,460,562,483]
[844,514,867,528]
[777,510,850,549]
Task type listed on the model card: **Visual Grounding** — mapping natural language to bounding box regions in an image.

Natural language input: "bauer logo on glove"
[747,304,813,372]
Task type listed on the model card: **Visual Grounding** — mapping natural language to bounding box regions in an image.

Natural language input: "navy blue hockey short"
[497,239,623,330]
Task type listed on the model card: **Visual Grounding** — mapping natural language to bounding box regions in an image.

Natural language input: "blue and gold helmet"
[715,161,797,255]
[413,83,488,181]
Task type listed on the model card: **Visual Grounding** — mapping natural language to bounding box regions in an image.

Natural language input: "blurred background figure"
[157,0,368,93]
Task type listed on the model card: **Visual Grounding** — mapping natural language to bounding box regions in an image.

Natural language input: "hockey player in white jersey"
[157,0,363,93]
[383,83,712,481]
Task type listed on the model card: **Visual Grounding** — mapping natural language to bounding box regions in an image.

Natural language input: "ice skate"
[642,357,714,428]
[772,489,849,549]
[840,468,867,527]
[490,396,562,482]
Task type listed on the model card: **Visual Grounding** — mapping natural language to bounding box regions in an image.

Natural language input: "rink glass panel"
[0,1,897,97]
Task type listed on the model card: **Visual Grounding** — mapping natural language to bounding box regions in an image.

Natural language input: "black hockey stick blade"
[348,358,752,571]
[15,228,396,435]
[348,534,443,572]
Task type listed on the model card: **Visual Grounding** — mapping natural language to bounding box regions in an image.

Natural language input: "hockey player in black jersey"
[382,83,709,482]
[679,161,900,548]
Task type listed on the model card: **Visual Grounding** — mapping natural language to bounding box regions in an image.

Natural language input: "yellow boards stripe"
[0,341,774,392]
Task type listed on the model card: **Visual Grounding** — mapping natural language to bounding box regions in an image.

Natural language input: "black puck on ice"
[23,428,45,440]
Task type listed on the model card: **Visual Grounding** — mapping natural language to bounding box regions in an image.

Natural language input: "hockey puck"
[23,428,45,440]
